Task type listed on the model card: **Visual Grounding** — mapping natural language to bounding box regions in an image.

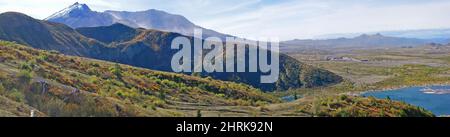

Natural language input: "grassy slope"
[75,23,343,91]
[0,95,46,117]
[0,12,343,92]
[0,41,278,117]
[0,41,434,117]
[296,95,434,117]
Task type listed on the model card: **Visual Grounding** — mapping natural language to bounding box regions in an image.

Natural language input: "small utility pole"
[30,110,35,117]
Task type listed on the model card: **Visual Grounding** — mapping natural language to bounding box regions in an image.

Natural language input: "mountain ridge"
[280,33,433,52]
[0,12,106,56]
[0,12,343,91]
[45,2,230,38]
[315,28,450,40]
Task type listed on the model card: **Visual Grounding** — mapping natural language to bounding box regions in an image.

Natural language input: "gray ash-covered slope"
[45,2,229,38]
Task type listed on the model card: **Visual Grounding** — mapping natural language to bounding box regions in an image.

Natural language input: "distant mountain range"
[0,12,342,91]
[45,2,229,38]
[281,33,443,52]
[315,28,450,41]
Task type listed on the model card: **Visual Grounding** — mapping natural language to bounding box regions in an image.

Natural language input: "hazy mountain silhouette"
[281,33,433,52]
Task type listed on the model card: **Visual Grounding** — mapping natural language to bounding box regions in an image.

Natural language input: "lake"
[362,85,450,116]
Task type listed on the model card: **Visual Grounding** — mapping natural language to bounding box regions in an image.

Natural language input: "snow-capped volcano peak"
[45,2,91,20]
[45,3,229,38]
[71,2,90,10]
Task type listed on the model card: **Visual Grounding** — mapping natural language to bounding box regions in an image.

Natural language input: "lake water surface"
[362,85,450,116]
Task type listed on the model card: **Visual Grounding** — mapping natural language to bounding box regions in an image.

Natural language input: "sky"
[1,0,450,40]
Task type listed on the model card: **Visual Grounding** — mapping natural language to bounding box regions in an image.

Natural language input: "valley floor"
[275,44,450,116]
[284,44,450,92]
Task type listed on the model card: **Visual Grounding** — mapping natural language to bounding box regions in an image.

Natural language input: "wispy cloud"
[1,0,450,40]
[199,0,450,40]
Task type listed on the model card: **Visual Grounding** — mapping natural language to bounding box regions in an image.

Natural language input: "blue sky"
[1,0,450,40]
